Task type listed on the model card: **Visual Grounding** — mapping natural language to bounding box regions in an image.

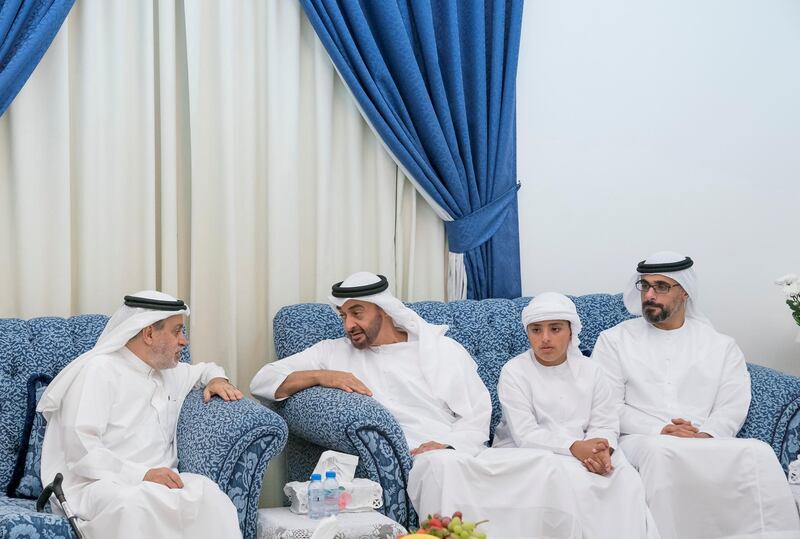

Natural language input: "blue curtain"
[300,0,524,299]
[0,0,75,116]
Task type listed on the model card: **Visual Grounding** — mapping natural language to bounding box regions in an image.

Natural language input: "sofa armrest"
[275,386,417,528]
[177,389,288,539]
[740,363,800,471]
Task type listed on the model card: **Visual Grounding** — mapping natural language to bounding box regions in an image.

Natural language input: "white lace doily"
[257,507,406,539]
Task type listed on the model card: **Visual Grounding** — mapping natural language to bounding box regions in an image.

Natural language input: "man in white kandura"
[250,272,585,538]
[38,291,245,538]
[591,251,800,539]
[493,292,657,539]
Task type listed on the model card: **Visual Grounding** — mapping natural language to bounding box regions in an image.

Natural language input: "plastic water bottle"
[308,473,325,519]
[323,470,340,516]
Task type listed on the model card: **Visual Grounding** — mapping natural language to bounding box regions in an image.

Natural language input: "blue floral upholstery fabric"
[0,315,288,539]
[177,390,288,537]
[274,386,415,526]
[7,375,51,499]
[741,363,800,471]
[272,294,800,529]
[0,497,74,539]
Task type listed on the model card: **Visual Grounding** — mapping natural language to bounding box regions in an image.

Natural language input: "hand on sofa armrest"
[176,389,288,481]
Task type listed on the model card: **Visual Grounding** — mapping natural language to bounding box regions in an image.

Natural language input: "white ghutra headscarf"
[622,250,711,326]
[521,292,584,361]
[38,291,190,420]
[329,271,482,423]
[328,271,449,351]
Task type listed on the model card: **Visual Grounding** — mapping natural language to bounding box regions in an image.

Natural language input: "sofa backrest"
[0,315,192,494]
[273,293,633,438]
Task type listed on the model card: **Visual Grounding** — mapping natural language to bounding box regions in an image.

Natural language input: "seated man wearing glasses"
[591,251,800,539]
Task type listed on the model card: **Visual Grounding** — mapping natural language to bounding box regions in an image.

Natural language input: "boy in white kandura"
[493,292,658,539]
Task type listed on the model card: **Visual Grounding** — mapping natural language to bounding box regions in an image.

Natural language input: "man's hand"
[410,441,450,457]
[273,370,373,400]
[317,370,373,396]
[204,377,244,403]
[570,438,614,475]
[144,467,184,489]
[661,418,701,438]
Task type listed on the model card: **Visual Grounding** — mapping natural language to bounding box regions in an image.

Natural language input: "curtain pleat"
[0,0,446,506]
[0,0,75,115]
[299,0,524,300]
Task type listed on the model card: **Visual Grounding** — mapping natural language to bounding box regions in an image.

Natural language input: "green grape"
[463,523,475,533]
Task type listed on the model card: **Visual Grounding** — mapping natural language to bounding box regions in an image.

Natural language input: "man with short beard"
[251,272,591,538]
[39,291,244,538]
[592,251,800,539]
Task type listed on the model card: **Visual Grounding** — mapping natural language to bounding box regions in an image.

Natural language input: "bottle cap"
[310,473,322,481]
[325,471,336,478]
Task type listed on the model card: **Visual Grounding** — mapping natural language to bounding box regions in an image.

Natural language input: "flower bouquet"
[775,273,800,342]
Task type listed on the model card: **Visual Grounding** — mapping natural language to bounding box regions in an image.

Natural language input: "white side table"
[257,507,407,539]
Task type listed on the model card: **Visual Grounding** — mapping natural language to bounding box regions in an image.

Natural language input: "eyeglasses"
[635,279,682,295]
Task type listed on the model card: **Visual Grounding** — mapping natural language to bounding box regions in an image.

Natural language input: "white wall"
[517,1,800,375]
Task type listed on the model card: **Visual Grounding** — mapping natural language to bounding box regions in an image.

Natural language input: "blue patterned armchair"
[0,315,288,539]
[272,294,800,529]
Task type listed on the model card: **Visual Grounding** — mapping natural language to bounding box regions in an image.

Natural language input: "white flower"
[775,273,799,286]
[784,282,800,298]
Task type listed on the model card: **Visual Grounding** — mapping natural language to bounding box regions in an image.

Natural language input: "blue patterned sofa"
[0,314,288,539]
[272,294,800,529]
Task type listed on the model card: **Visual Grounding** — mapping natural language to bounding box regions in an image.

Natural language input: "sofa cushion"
[0,495,75,537]
[7,374,51,499]
[0,315,108,493]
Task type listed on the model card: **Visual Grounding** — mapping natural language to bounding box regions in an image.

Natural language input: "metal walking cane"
[37,473,86,539]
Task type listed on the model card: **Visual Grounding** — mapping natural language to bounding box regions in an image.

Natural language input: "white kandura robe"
[40,347,242,539]
[492,351,658,539]
[251,337,583,539]
[593,317,800,539]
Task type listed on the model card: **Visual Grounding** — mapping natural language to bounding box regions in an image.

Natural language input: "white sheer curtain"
[0,0,446,506]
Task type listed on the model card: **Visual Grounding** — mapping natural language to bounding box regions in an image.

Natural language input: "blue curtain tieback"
[444,183,520,254]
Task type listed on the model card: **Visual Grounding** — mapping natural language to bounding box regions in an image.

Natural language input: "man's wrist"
[122,462,149,485]
[568,440,581,455]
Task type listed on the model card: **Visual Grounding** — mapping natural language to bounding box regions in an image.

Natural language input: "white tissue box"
[284,478,383,514]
